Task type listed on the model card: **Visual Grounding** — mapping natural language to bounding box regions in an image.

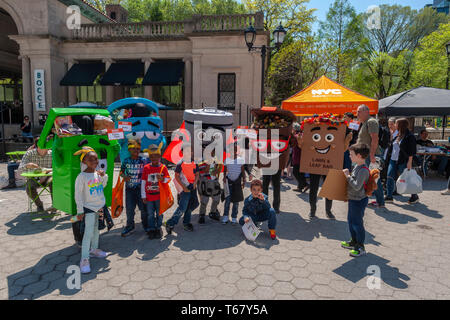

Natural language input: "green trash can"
[37,108,120,216]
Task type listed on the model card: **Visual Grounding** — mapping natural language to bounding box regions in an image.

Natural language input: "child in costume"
[222,143,246,225]
[197,149,223,224]
[239,179,277,240]
[341,143,371,257]
[120,139,149,237]
[73,147,109,274]
[141,144,170,239]
[165,145,200,234]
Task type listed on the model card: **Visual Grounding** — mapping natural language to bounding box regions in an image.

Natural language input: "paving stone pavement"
[1,163,450,300]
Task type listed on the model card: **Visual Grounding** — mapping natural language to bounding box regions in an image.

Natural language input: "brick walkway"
[1,163,449,300]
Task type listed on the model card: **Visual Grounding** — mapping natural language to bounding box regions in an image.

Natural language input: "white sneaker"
[441,189,450,195]
[89,249,108,258]
[80,258,91,274]
[231,218,238,224]
[221,216,229,225]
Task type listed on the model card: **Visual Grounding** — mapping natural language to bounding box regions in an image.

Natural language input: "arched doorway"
[0,7,23,138]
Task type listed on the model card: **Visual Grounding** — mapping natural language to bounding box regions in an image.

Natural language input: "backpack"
[378,125,390,149]
[361,166,380,196]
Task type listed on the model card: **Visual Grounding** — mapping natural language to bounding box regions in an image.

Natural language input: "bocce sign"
[107,128,124,140]
[34,69,46,111]
[300,122,346,175]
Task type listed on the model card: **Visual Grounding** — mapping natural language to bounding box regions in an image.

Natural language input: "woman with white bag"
[385,118,420,204]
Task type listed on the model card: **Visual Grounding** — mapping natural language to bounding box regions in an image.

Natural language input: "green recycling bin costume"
[38,108,120,216]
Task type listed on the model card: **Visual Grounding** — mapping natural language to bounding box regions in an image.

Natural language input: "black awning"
[142,61,184,86]
[60,63,105,86]
[99,62,144,86]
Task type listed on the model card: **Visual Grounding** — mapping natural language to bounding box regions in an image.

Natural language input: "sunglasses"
[251,137,290,153]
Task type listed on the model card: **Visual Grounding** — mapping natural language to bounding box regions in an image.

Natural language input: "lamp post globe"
[244,25,256,51]
[273,23,287,48]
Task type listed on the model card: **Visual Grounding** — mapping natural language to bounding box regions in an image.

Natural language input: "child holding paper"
[341,143,370,257]
[239,179,277,240]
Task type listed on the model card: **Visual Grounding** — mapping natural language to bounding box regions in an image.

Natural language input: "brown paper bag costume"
[299,114,347,176]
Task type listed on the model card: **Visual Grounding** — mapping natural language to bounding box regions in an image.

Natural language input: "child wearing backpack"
[341,143,371,257]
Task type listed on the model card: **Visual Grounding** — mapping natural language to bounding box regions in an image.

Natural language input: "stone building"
[0,0,267,135]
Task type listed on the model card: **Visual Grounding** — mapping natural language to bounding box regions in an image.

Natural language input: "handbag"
[111,175,124,218]
[159,165,174,215]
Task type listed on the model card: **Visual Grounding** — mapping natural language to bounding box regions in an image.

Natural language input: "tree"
[362,5,448,55]
[243,0,316,38]
[319,0,362,83]
[411,22,450,89]
[266,36,333,105]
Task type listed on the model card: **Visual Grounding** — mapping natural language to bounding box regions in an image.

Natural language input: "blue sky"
[306,0,432,31]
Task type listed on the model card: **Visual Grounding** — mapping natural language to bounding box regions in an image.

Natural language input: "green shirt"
[357,118,379,149]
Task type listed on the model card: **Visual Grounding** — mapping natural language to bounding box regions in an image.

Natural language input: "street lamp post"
[446,41,450,90]
[244,23,286,107]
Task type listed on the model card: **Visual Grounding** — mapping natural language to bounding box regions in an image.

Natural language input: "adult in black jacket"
[385,118,419,204]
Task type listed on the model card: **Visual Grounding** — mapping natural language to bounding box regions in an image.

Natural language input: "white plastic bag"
[396,169,422,194]
[242,217,262,242]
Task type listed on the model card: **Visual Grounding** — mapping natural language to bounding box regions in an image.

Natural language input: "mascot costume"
[107,98,167,161]
[250,107,296,214]
[297,112,352,219]
[163,108,233,223]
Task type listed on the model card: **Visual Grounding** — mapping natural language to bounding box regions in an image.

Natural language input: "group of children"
[72,138,372,274]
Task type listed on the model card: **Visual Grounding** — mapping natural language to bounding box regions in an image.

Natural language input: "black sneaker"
[148,230,156,239]
[107,222,114,232]
[326,211,336,220]
[384,196,393,203]
[183,223,194,232]
[198,215,206,224]
[309,212,317,220]
[208,211,220,221]
[408,194,419,204]
[164,221,174,235]
[121,225,135,237]
[156,229,163,238]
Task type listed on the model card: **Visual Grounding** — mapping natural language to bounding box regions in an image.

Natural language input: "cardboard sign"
[118,121,132,131]
[299,122,347,175]
[348,121,360,131]
[107,128,124,140]
[318,169,348,201]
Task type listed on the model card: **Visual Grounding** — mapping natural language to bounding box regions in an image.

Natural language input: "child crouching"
[239,179,277,240]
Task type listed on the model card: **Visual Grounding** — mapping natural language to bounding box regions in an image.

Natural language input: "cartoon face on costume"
[299,115,347,175]
[77,138,110,172]
[250,108,296,170]
[120,116,165,159]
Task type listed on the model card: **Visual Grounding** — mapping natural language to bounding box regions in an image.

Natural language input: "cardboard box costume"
[107,98,167,161]
[37,108,120,215]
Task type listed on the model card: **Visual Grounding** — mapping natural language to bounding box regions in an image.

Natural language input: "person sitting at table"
[416,129,448,177]
[17,137,53,212]
[2,137,39,190]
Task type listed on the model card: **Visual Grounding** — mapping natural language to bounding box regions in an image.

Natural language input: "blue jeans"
[125,187,147,230]
[239,208,277,230]
[224,182,239,218]
[7,162,19,180]
[365,158,384,205]
[435,156,449,175]
[348,197,368,245]
[146,200,162,230]
[167,185,198,227]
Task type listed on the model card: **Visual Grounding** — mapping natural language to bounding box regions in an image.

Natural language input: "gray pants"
[199,193,220,216]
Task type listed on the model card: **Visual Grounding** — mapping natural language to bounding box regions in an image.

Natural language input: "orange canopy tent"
[281,75,378,116]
